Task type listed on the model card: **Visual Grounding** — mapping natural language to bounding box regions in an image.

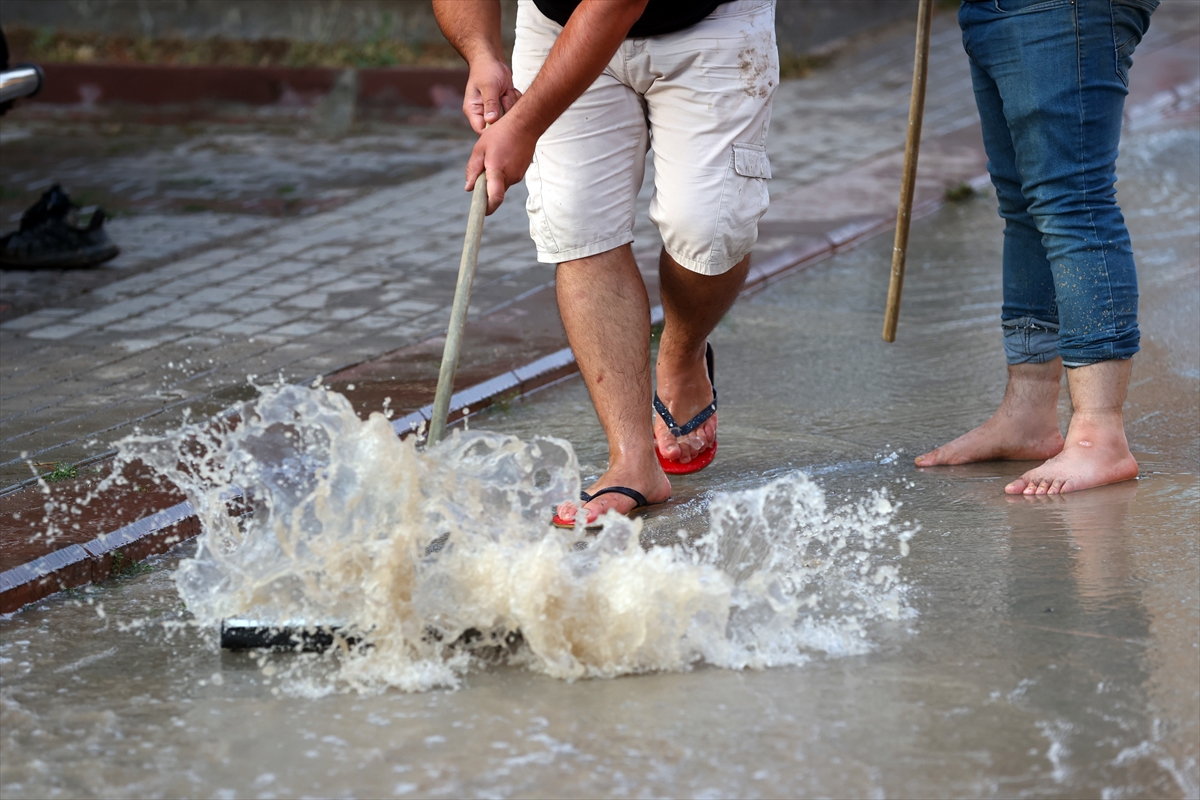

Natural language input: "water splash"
[116,384,915,693]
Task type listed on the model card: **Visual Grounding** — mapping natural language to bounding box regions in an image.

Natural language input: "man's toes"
[1048,477,1068,494]
[657,431,681,459]
[1005,477,1028,494]
[584,498,627,521]
[679,433,706,461]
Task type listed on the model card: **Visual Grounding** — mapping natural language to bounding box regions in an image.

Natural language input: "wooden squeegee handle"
[883,0,934,343]
[427,172,488,445]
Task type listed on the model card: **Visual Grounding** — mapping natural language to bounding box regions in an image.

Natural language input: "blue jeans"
[959,0,1157,367]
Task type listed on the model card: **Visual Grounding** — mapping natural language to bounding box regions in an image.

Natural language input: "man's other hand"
[464,58,522,134]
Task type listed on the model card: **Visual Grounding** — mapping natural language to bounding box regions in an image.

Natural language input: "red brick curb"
[26,62,468,110]
[0,501,198,613]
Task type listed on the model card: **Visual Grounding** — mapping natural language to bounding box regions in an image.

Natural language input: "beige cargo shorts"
[512,0,778,276]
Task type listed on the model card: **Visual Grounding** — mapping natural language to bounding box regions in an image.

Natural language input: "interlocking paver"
[280,294,330,310]
[326,307,371,321]
[105,310,193,333]
[0,309,80,332]
[347,313,411,331]
[176,312,239,329]
[269,321,329,337]
[119,332,190,353]
[25,324,97,341]
[252,282,309,299]
[238,308,304,328]
[219,295,276,314]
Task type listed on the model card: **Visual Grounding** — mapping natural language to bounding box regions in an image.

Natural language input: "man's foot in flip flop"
[553,466,671,529]
[654,342,717,472]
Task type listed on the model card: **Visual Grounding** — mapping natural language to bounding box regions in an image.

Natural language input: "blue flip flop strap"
[579,486,649,508]
[653,343,716,437]
[654,393,716,436]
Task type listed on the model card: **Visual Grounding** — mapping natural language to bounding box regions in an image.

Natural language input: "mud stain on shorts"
[738,32,778,98]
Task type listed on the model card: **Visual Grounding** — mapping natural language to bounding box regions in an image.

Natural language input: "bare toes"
[656,426,681,458]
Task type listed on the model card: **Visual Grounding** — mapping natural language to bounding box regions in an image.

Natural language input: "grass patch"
[489,389,522,416]
[779,51,835,80]
[41,462,79,482]
[5,24,465,69]
[276,184,297,195]
[160,177,214,190]
[110,549,153,577]
[944,182,977,203]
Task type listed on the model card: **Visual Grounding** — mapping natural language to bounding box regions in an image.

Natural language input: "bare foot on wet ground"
[917,360,1138,495]
[1004,411,1138,495]
[916,361,1065,468]
[914,412,1065,467]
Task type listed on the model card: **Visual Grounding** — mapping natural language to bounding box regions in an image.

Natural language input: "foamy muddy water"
[115,384,914,694]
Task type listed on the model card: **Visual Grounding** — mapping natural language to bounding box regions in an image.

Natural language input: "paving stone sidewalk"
[2,3,1197,491]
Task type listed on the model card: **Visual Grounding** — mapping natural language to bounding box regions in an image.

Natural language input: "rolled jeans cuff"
[1059,328,1141,368]
[1002,316,1059,365]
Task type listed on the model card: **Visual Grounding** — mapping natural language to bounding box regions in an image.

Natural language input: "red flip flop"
[551,486,663,530]
[654,343,717,476]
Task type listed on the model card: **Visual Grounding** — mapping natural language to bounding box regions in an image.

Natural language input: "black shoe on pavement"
[0,184,120,269]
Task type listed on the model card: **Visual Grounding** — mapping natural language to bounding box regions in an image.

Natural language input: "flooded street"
[1,118,1196,798]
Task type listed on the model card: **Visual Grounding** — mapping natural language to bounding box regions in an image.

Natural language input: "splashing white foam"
[116,384,915,693]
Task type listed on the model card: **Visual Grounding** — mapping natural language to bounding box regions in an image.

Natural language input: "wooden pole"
[883,0,934,343]
[427,173,487,445]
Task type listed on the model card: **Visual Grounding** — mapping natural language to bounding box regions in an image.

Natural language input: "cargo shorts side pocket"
[713,142,772,266]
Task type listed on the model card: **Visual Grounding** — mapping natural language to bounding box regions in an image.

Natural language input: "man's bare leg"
[915,361,1065,467]
[1006,358,1137,494]
[554,245,671,525]
[654,250,751,464]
